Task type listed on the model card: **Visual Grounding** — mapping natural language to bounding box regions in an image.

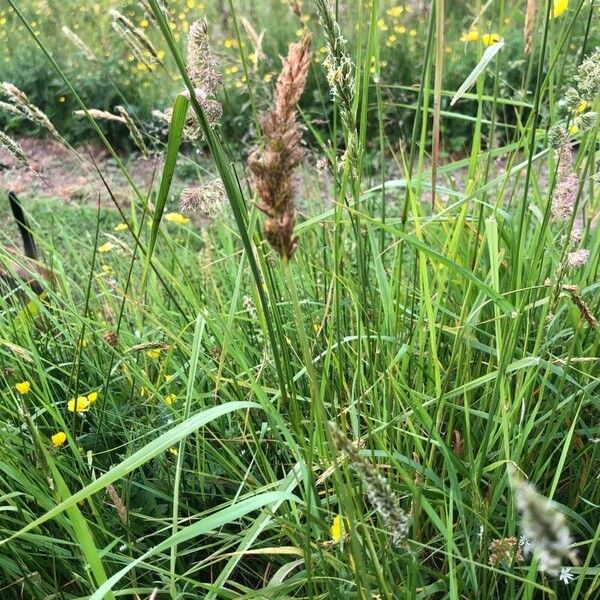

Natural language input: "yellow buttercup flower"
[551,0,569,19]
[98,242,116,253]
[386,6,403,18]
[67,396,90,413]
[87,391,98,403]
[165,393,176,405]
[575,100,588,114]
[51,431,67,448]
[146,348,161,359]
[331,514,345,542]
[164,212,190,225]
[481,33,501,46]
[460,30,479,42]
[168,446,178,456]
[114,223,128,231]
[15,381,31,394]
[164,374,174,382]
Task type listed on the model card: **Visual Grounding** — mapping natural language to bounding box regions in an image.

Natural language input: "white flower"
[559,566,575,585]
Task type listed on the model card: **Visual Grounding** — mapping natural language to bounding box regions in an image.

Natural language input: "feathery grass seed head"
[509,469,576,576]
[180,177,225,217]
[331,425,410,549]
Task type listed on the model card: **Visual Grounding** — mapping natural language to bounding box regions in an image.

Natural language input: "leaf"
[450,41,505,107]
[90,491,299,599]
[141,93,189,288]
[0,401,260,545]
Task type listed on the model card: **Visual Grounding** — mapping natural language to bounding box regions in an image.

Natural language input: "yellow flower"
[377,18,388,31]
[87,391,98,403]
[15,381,31,394]
[386,6,403,18]
[98,242,116,253]
[58,96,66,103]
[223,38,237,49]
[575,100,588,114]
[101,264,113,275]
[551,0,568,19]
[165,393,176,405]
[51,431,67,448]
[331,514,345,542]
[409,29,417,37]
[394,25,407,34]
[168,446,178,456]
[164,374,174,382]
[460,30,479,42]
[67,396,90,413]
[114,223,128,231]
[481,33,501,46]
[164,212,190,225]
[569,123,579,135]
[146,348,161,359]
[386,35,397,47]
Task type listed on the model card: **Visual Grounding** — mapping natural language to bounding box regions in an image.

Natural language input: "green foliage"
[0,0,599,599]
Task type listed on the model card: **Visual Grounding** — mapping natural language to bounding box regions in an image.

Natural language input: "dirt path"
[0,136,166,207]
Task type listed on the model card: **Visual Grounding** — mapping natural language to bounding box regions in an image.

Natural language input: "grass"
[0,0,599,599]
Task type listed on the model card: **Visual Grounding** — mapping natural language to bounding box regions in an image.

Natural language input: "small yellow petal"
[67,396,90,413]
[98,242,116,253]
[460,30,479,42]
[165,393,176,405]
[114,223,128,232]
[168,446,178,456]
[51,431,67,447]
[481,33,501,46]
[146,348,161,359]
[551,0,569,19]
[87,391,98,403]
[331,514,345,542]
[164,212,190,225]
[15,381,31,394]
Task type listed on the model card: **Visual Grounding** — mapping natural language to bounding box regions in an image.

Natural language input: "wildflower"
[331,425,410,549]
[164,374,174,382]
[551,174,578,221]
[146,348,161,359]
[567,249,589,268]
[164,212,190,225]
[550,0,569,19]
[488,537,524,567]
[67,396,91,413]
[51,431,67,448]
[247,33,312,260]
[168,446,179,456]
[331,514,345,542]
[509,468,576,576]
[460,30,479,42]
[575,100,588,114]
[114,223,128,231]
[87,391,98,403]
[98,242,116,253]
[559,566,575,585]
[481,33,501,46]
[179,177,225,217]
[15,381,31,395]
[165,393,176,405]
[377,19,388,32]
[104,331,119,347]
[386,6,403,18]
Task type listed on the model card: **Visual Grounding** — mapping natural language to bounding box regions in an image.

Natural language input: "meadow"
[0,0,599,599]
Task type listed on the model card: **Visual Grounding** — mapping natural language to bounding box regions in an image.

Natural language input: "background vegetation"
[0,1,598,599]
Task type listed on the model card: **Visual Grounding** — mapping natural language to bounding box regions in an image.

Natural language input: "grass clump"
[0,1,599,599]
